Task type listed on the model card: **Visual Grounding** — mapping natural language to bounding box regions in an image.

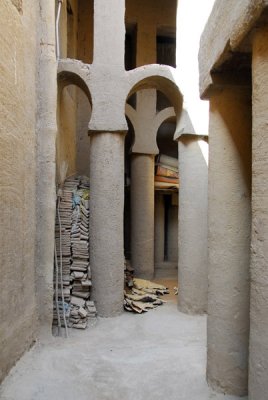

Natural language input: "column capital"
[131,150,158,156]
[88,129,127,137]
[201,70,252,100]
[174,132,208,142]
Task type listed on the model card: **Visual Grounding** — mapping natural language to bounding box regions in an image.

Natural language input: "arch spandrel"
[126,65,183,119]
[57,59,92,106]
[154,107,176,133]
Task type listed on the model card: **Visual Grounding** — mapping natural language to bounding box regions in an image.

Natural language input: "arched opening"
[124,82,180,304]
[127,72,183,119]
[57,80,91,181]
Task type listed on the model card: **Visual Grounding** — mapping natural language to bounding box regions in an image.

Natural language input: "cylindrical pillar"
[177,135,208,314]
[249,28,268,400]
[154,192,165,266]
[207,86,251,396]
[89,132,125,317]
[131,154,155,279]
[168,204,178,263]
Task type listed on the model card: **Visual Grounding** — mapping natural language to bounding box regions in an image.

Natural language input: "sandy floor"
[0,292,247,400]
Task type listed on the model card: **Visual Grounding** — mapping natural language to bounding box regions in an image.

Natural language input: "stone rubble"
[53,176,97,330]
[124,278,169,314]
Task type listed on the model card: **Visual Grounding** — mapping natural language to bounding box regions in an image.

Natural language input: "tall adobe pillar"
[88,0,126,316]
[249,27,268,400]
[207,85,251,396]
[175,133,208,314]
[131,153,155,279]
[154,192,165,265]
[89,132,125,317]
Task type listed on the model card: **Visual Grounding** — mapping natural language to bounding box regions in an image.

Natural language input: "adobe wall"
[0,0,38,383]
[250,27,268,400]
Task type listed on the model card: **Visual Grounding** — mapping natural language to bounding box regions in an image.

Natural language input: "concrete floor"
[0,296,247,400]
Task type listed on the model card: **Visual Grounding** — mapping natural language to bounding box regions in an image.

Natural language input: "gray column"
[89,132,125,317]
[177,134,208,314]
[168,204,178,263]
[154,192,165,266]
[93,0,125,66]
[207,86,251,396]
[249,28,268,400]
[131,154,155,279]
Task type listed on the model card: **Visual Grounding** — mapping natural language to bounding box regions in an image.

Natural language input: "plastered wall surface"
[249,28,268,400]
[0,0,38,383]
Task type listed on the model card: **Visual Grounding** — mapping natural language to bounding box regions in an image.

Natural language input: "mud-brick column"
[154,192,165,265]
[168,203,178,263]
[249,28,268,400]
[89,132,125,317]
[131,154,155,279]
[175,134,208,314]
[207,86,251,396]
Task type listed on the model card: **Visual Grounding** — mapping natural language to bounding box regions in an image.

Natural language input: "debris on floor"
[174,287,178,295]
[53,175,97,332]
[124,278,169,313]
[133,278,170,295]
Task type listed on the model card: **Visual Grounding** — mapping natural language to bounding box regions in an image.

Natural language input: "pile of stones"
[53,175,97,331]
[124,278,169,314]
